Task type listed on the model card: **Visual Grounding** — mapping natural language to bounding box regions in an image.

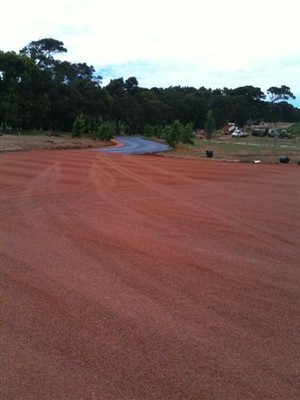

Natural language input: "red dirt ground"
[1,149,299,400]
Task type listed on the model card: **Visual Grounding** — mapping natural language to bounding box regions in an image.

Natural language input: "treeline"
[1,38,299,137]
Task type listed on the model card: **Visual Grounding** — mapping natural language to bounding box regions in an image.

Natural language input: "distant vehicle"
[252,128,268,137]
[267,128,279,138]
[252,128,292,139]
[223,122,236,135]
[232,128,248,138]
[268,129,290,139]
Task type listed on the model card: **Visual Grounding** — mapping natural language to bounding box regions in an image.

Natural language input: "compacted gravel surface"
[1,149,299,399]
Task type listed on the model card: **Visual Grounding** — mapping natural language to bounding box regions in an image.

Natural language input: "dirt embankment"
[0,134,114,152]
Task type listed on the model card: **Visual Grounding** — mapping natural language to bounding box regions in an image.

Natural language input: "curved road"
[95,135,171,154]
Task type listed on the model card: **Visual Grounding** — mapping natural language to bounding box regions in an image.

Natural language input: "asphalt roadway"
[95,136,171,155]
[1,149,299,399]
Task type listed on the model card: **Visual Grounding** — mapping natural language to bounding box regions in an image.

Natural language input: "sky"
[1,0,299,106]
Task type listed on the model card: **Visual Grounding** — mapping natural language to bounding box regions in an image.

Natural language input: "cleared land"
[1,148,299,399]
[166,135,300,164]
[0,134,111,152]
[1,132,300,164]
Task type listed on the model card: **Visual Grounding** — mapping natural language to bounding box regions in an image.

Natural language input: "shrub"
[163,120,194,148]
[205,110,216,141]
[72,114,86,138]
[93,121,115,141]
[143,124,162,138]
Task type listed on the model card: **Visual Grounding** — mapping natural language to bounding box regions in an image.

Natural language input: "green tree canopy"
[19,38,67,68]
[1,38,299,134]
[267,85,296,103]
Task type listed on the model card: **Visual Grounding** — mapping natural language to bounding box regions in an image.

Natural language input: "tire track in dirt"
[91,154,300,288]
[1,149,300,400]
[19,155,242,332]
[95,154,284,258]
[23,161,61,198]
[84,157,295,317]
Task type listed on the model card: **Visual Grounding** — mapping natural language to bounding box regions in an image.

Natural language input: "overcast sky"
[1,0,299,105]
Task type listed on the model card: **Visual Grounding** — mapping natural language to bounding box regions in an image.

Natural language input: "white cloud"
[1,0,299,95]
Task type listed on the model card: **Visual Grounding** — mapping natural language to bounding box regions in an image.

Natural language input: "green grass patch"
[177,136,300,163]
[195,138,299,153]
[287,123,300,136]
[195,140,255,153]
